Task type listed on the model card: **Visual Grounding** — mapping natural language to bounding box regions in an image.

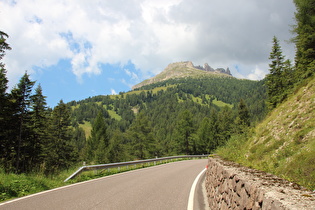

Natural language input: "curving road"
[0,159,208,210]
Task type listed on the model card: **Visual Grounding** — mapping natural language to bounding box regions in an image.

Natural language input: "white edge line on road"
[0,160,191,207]
[187,167,207,210]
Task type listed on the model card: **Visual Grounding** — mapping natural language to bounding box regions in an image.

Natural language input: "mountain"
[217,77,315,190]
[132,61,232,90]
[63,59,268,173]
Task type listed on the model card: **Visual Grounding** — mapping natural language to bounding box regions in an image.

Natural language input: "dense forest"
[1,0,314,177]
[0,32,267,174]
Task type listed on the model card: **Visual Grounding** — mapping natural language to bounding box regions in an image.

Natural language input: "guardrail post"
[64,155,209,182]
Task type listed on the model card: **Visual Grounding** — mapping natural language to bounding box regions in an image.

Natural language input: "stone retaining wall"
[205,157,314,209]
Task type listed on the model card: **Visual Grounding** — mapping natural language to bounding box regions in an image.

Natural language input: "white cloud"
[111,88,117,95]
[0,0,296,87]
[247,66,268,81]
[124,69,139,81]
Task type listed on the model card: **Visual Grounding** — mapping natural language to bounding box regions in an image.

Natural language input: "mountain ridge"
[132,61,232,90]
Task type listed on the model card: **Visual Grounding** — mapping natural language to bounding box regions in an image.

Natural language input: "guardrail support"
[64,155,208,182]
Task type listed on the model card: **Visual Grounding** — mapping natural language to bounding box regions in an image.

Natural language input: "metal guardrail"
[64,155,208,182]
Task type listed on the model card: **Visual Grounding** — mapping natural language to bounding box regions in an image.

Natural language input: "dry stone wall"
[205,157,315,209]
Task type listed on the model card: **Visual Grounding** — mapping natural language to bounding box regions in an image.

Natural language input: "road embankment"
[205,156,315,209]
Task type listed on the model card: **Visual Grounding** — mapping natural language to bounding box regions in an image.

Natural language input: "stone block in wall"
[205,156,315,209]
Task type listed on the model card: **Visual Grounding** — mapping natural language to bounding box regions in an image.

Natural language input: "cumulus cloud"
[111,88,117,95]
[125,69,139,81]
[0,0,296,86]
[247,66,268,80]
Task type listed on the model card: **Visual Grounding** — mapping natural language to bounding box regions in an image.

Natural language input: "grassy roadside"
[216,77,315,191]
[0,157,203,202]
[0,168,71,202]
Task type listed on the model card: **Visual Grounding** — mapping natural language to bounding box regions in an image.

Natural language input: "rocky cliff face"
[132,61,232,90]
[194,62,231,75]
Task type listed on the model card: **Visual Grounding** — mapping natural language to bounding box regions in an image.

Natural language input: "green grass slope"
[217,77,315,190]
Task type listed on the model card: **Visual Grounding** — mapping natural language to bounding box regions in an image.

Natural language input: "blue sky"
[32,59,147,106]
[1,0,296,107]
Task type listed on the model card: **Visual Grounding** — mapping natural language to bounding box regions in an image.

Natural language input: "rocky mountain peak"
[132,61,232,90]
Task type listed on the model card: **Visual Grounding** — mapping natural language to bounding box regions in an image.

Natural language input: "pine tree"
[127,112,155,159]
[29,84,49,169]
[236,99,250,133]
[0,31,12,170]
[266,36,285,109]
[0,31,11,60]
[175,110,194,155]
[10,72,35,172]
[293,0,315,79]
[208,109,220,151]
[196,117,211,154]
[107,130,128,163]
[217,106,234,143]
[72,126,86,155]
[0,67,12,170]
[86,111,109,163]
[45,100,77,174]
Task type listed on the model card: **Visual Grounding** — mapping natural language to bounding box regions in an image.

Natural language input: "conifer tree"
[0,67,10,167]
[10,72,35,172]
[196,117,211,154]
[208,109,220,150]
[217,106,234,143]
[127,112,155,159]
[107,130,128,163]
[45,100,76,173]
[266,36,285,109]
[293,0,315,79]
[86,111,109,163]
[30,84,49,169]
[72,126,86,155]
[175,110,194,155]
[0,31,11,60]
[0,31,11,170]
[236,99,250,133]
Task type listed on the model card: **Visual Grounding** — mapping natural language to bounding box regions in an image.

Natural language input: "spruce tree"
[0,31,11,170]
[86,111,109,163]
[236,99,250,133]
[127,112,155,159]
[217,106,234,143]
[107,130,128,163]
[293,0,315,79]
[0,31,11,60]
[266,36,285,109]
[46,100,76,174]
[10,72,35,172]
[208,109,220,151]
[30,84,49,169]
[196,117,211,154]
[72,126,86,155]
[175,110,194,155]
[0,67,12,169]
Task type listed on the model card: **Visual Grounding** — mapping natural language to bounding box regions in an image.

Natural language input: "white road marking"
[187,167,207,210]
[0,162,176,206]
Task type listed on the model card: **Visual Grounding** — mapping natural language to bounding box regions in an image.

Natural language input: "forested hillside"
[1,28,268,176]
[1,0,313,193]
[68,76,267,163]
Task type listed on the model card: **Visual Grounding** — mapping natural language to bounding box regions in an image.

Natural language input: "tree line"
[0,29,264,175]
[266,0,315,109]
[1,0,313,176]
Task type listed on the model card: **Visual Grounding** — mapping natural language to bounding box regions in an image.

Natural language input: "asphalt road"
[0,159,208,210]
